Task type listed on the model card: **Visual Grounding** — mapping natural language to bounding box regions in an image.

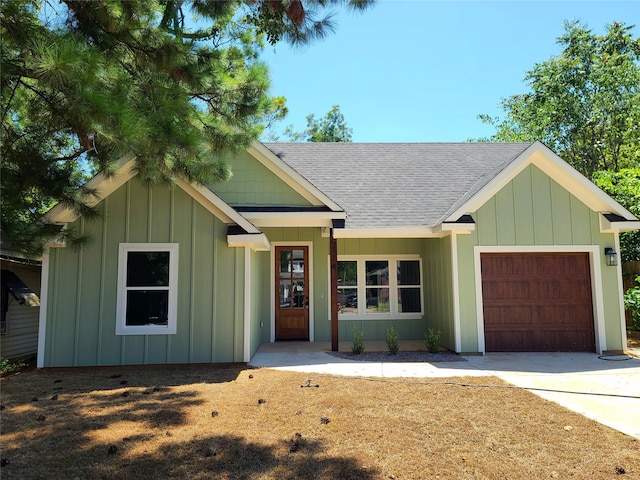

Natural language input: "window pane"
[279,250,292,276]
[292,280,305,307]
[126,290,169,326]
[397,260,420,285]
[366,261,388,286]
[127,252,170,287]
[279,280,291,308]
[338,261,357,287]
[366,287,390,313]
[292,249,304,278]
[338,288,358,313]
[398,288,421,313]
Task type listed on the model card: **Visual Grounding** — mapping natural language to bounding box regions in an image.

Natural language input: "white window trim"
[333,255,423,321]
[116,243,179,335]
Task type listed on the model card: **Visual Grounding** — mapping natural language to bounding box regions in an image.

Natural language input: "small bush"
[424,328,441,353]
[385,327,399,355]
[351,329,365,354]
[624,276,640,331]
[0,357,26,375]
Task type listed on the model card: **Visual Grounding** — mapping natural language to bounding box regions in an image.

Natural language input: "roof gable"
[46,155,261,235]
[445,142,638,223]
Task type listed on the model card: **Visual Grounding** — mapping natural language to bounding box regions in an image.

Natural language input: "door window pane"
[292,249,304,278]
[280,250,292,275]
[279,280,291,308]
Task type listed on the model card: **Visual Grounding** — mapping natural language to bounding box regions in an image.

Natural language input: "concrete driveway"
[250,345,640,439]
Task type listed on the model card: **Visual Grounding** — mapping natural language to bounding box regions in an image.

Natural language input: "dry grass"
[1,365,638,479]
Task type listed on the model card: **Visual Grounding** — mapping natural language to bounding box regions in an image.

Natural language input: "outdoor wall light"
[604,247,618,267]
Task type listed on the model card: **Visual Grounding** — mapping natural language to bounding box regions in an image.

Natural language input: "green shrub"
[424,328,441,353]
[624,276,640,331]
[0,357,26,375]
[385,327,399,355]
[351,329,365,354]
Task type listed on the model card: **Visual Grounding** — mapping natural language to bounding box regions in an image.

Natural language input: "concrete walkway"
[250,343,640,439]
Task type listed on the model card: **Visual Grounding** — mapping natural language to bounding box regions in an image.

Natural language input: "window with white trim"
[116,243,178,335]
[337,256,423,319]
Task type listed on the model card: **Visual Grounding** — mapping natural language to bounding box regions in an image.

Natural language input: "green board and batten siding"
[43,179,246,367]
[423,238,455,351]
[213,151,311,207]
[456,164,623,353]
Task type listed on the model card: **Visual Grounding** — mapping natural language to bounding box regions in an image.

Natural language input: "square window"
[116,244,178,335]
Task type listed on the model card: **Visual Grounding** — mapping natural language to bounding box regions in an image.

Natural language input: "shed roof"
[263,142,532,228]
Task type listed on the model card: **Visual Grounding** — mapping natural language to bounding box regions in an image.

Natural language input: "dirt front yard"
[1,365,638,479]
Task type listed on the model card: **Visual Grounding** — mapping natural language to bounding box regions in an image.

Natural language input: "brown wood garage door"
[481,252,595,352]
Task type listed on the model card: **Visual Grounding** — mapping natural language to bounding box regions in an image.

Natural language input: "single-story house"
[37,141,639,367]
[1,253,41,361]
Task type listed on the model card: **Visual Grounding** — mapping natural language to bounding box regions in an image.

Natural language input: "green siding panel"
[423,237,455,350]
[212,151,311,206]
[44,178,244,367]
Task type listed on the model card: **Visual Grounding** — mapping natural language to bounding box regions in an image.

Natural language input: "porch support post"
[330,228,339,351]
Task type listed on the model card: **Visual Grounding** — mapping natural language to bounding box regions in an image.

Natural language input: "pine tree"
[1,0,373,254]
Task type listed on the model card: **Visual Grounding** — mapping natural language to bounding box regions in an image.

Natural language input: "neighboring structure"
[38,142,639,367]
[1,254,41,361]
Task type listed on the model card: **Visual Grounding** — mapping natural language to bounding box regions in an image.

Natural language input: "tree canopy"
[592,168,640,262]
[1,0,373,254]
[478,21,640,178]
[283,104,353,142]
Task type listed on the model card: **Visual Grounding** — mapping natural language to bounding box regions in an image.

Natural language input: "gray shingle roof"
[263,142,533,229]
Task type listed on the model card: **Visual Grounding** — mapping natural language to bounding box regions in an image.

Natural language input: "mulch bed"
[328,350,466,362]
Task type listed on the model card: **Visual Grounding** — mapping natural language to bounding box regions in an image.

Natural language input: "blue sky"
[260,1,639,142]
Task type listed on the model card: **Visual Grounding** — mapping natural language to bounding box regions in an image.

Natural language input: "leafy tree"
[1,0,373,254]
[478,21,640,177]
[592,169,640,262]
[284,104,353,141]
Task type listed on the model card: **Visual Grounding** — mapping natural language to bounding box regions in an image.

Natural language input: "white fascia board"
[599,215,640,233]
[240,210,346,228]
[176,179,261,234]
[446,142,638,222]
[227,233,271,251]
[46,154,137,224]
[332,226,445,239]
[249,142,344,212]
[433,222,475,234]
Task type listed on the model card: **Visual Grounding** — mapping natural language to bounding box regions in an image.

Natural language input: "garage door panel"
[481,252,595,352]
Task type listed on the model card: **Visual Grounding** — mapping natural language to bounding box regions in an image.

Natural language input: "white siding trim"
[451,234,462,352]
[243,247,251,362]
[614,233,627,351]
[269,241,314,343]
[36,250,50,368]
[473,245,606,354]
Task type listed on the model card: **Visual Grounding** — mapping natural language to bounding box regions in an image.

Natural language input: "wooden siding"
[44,179,245,367]
[1,262,40,360]
[456,164,625,352]
[211,151,311,206]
